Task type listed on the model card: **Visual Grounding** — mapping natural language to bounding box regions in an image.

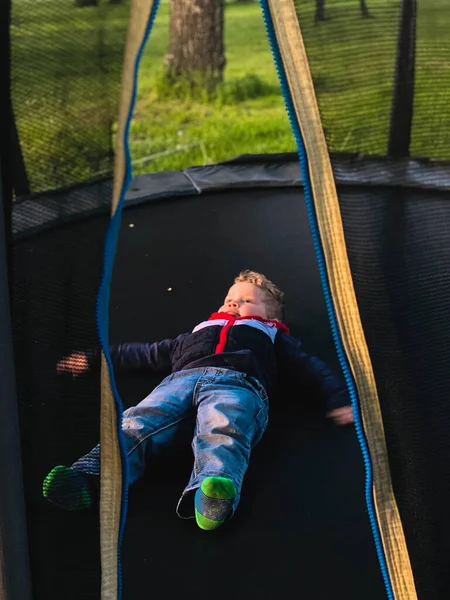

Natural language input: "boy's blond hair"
[234,270,285,321]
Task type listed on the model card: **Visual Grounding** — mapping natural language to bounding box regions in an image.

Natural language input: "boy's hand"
[326,405,354,426]
[57,352,89,377]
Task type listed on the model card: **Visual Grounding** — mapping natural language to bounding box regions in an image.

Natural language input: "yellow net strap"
[267,1,417,598]
[99,1,156,599]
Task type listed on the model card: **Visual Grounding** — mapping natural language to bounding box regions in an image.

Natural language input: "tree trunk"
[360,0,371,17]
[75,0,98,7]
[315,0,371,21]
[75,1,123,8]
[315,0,327,22]
[165,0,226,91]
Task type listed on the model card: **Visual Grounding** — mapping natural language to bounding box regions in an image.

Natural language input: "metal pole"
[388,0,417,157]
[0,165,33,600]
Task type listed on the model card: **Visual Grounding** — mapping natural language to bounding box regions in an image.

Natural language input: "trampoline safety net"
[295,0,450,598]
[297,0,450,161]
[11,0,127,194]
[1,0,450,599]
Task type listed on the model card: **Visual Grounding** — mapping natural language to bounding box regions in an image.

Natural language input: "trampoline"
[2,1,450,600]
[12,157,389,600]
[7,152,450,599]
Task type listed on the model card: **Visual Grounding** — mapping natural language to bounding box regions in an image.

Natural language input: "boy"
[43,270,353,531]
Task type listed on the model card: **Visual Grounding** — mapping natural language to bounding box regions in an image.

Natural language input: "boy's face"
[218,282,269,319]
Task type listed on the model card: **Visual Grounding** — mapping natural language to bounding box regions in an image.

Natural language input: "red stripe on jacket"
[215,321,233,353]
[209,312,290,354]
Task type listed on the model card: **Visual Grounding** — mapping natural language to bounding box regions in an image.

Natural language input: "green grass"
[11,0,450,191]
[129,1,294,174]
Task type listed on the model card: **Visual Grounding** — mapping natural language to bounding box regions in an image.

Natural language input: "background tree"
[75,0,97,6]
[359,0,370,18]
[75,0,123,6]
[165,0,226,92]
[315,0,371,22]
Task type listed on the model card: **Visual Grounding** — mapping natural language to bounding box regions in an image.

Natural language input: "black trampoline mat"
[111,188,386,600]
[13,186,386,599]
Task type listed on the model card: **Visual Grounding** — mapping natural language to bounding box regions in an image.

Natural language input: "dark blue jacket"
[100,313,349,412]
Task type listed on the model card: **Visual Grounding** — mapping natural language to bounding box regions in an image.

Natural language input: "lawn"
[126,0,450,172]
[129,1,294,174]
[11,0,450,191]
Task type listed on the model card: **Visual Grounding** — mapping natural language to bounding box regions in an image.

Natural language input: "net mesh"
[6,1,450,599]
[9,0,127,597]
[293,1,450,594]
[296,0,400,156]
[11,0,128,194]
[296,0,450,160]
[12,218,105,598]
[339,186,450,598]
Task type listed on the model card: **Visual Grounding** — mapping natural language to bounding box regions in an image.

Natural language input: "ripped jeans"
[72,367,269,518]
